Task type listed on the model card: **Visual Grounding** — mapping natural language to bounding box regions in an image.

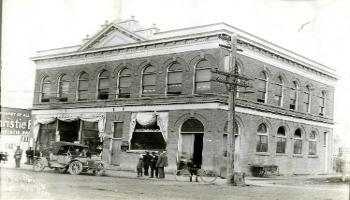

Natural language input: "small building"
[0,107,32,159]
[31,17,337,176]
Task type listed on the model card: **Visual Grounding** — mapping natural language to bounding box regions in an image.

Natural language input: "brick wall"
[33,48,335,122]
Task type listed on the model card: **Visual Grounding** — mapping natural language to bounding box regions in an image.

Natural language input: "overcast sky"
[1,0,349,146]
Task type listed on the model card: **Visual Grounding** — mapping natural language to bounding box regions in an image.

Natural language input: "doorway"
[179,118,204,166]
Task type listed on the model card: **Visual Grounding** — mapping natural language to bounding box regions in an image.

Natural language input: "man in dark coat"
[150,151,159,178]
[156,150,168,178]
[143,151,152,176]
[25,147,34,165]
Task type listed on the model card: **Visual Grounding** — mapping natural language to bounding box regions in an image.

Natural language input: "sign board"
[0,107,31,135]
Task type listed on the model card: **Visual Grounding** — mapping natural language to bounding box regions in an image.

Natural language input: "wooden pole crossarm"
[211,69,252,81]
[211,78,252,88]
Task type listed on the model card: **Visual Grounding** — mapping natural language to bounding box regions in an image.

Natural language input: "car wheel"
[68,161,83,175]
[93,162,105,176]
[33,160,45,172]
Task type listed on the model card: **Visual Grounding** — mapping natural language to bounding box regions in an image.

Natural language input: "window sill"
[276,153,287,156]
[256,152,270,156]
[308,155,318,158]
[292,154,303,158]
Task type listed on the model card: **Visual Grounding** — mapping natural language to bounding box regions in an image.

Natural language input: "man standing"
[143,151,152,176]
[25,147,34,165]
[150,151,159,178]
[156,151,168,178]
[14,146,23,168]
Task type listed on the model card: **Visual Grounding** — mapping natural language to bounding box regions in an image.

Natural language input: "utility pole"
[212,33,253,186]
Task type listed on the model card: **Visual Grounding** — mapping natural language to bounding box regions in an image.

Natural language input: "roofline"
[31,22,338,79]
[157,22,335,73]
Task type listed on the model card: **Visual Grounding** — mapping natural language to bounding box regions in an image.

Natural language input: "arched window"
[256,123,268,152]
[41,76,51,102]
[276,126,286,153]
[309,131,317,155]
[57,74,70,101]
[290,81,299,110]
[77,72,89,101]
[274,76,284,107]
[257,71,268,103]
[141,65,157,96]
[293,129,303,154]
[97,70,110,100]
[304,85,311,113]
[319,91,326,116]
[194,60,211,94]
[117,68,132,98]
[167,62,183,95]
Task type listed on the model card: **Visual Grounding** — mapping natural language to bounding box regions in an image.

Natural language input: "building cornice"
[31,101,333,129]
[32,28,338,81]
[31,95,334,125]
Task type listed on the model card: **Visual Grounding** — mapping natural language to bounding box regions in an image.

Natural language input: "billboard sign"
[0,107,31,135]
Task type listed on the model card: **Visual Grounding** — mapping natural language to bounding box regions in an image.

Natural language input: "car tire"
[93,162,105,176]
[68,161,83,175]
[33,160,45,172]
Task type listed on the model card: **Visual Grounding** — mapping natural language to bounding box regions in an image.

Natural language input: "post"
[226,33,236,183]
[226,33,244,185]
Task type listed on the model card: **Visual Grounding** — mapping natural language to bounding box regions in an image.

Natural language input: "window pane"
[79,80,89,90]
[195,82,210,92]
[309,141,316,155]
[43,83,51,93]
[119,87,130,94]
[99,78,109,89]
[168,72,182,84]
[277,127,285,136]
[143,86,156,94]
[256,135,268,152]
[99,71,110,78]
[294,129,302,138]
[143,74,156,85]
[120,76,132,87]
[60,82,69,93]
[169,63,183,71]
[310,131,316,139]
[78,92,89,100]
[120,68,131,76]
[113,122,123,138]
[80,73,89,79]
[257,124,267,133]
[196,69,211,82]
[294,140,302,154]
[196,60,211,69]
[144,66,156,73]
[276,138,286,153]
[167,84,182,94]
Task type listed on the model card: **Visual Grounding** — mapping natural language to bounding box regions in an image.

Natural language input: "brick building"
[31,17,337,176]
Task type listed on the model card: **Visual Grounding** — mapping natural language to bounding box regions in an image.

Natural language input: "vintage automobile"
[33,141,105,176]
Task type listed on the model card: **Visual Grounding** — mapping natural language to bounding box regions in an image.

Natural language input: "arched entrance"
[178,118,204,166]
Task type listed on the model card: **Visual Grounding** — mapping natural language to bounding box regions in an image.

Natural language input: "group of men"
[139,151,168,178]
[11,146,34,168]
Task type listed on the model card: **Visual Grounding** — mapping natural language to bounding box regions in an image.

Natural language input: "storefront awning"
[31,113,106,142]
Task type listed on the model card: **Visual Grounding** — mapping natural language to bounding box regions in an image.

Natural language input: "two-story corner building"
[31,17,338,176]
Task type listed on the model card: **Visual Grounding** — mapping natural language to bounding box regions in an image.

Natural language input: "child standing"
[136,155,144,177]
